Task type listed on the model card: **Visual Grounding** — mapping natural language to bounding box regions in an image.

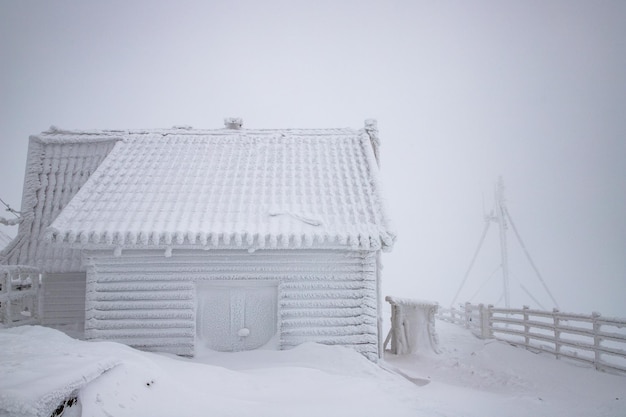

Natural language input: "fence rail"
[0,265,41,327]
[438,302,626,375]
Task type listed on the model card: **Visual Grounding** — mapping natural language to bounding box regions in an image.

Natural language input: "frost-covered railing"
[384,296,440,355]
[437,302,484,332]
[0,265,41,327]
[438,303,626,374]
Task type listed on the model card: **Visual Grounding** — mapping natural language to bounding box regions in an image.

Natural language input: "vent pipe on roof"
[364,119,380,167]
[224,117,243,129]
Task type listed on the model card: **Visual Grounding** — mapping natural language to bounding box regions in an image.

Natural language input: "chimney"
[224,117,243,129]
[364,119,380,166]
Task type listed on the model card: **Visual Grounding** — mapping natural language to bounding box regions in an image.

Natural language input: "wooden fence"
[0,265,41,327]
[438,302,626,375]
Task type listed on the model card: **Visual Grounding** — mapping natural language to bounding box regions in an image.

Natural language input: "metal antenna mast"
[494,176,511,308]
[451,176,558,309]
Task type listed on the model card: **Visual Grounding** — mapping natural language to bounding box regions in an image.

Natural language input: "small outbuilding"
[1,119,395,360]
[384,296,440,355]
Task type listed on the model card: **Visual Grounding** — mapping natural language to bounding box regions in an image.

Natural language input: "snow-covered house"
[0,119,395,359]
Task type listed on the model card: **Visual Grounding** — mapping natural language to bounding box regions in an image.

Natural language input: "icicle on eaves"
[293,233,302,248]
[127,231,137,245]
[146,231,155,245]
[104,231,113,245]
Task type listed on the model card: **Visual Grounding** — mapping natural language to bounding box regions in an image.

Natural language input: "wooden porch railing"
[0,265,41,327]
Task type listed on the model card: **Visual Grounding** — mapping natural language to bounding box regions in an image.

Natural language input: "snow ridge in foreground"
[1,323,625,417]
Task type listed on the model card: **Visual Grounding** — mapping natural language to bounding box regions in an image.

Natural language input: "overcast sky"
[1,0,625,316]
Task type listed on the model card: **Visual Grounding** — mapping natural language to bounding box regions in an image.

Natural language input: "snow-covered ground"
[1,321,624,417]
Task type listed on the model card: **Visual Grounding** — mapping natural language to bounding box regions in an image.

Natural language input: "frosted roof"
[46,127,395,252]
[1,134,118,272]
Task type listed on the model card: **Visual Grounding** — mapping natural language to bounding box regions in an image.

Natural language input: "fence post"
[0,270,6,325]
[479,304,492,339]
[36,271,42,323]
[464,302,471,329]
[553,308,561,359]
[6,269,12,325]
[592,311,601,371]
[523,305,530,349]
[389,304,398,354]
[478,303,484,337]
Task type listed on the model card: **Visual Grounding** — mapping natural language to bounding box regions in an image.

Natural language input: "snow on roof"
[385,296,439,308]
[1,133,119,272]
[44,124,395,253]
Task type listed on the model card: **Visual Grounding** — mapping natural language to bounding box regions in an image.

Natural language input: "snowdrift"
[1,323,624,417]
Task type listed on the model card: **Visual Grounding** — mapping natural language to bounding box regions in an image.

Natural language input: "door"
[196,281,278,351]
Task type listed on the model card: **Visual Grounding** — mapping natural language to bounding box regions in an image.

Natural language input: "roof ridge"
[37,126,360,136]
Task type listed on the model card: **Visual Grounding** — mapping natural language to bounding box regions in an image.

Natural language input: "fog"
[1,1,625,316]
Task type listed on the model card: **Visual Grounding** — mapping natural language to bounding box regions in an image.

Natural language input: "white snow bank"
[0,326,123,417]
[79,341,422,417]
[1,326,419,417]
[1,323,625,417]
[385,321,626,417]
